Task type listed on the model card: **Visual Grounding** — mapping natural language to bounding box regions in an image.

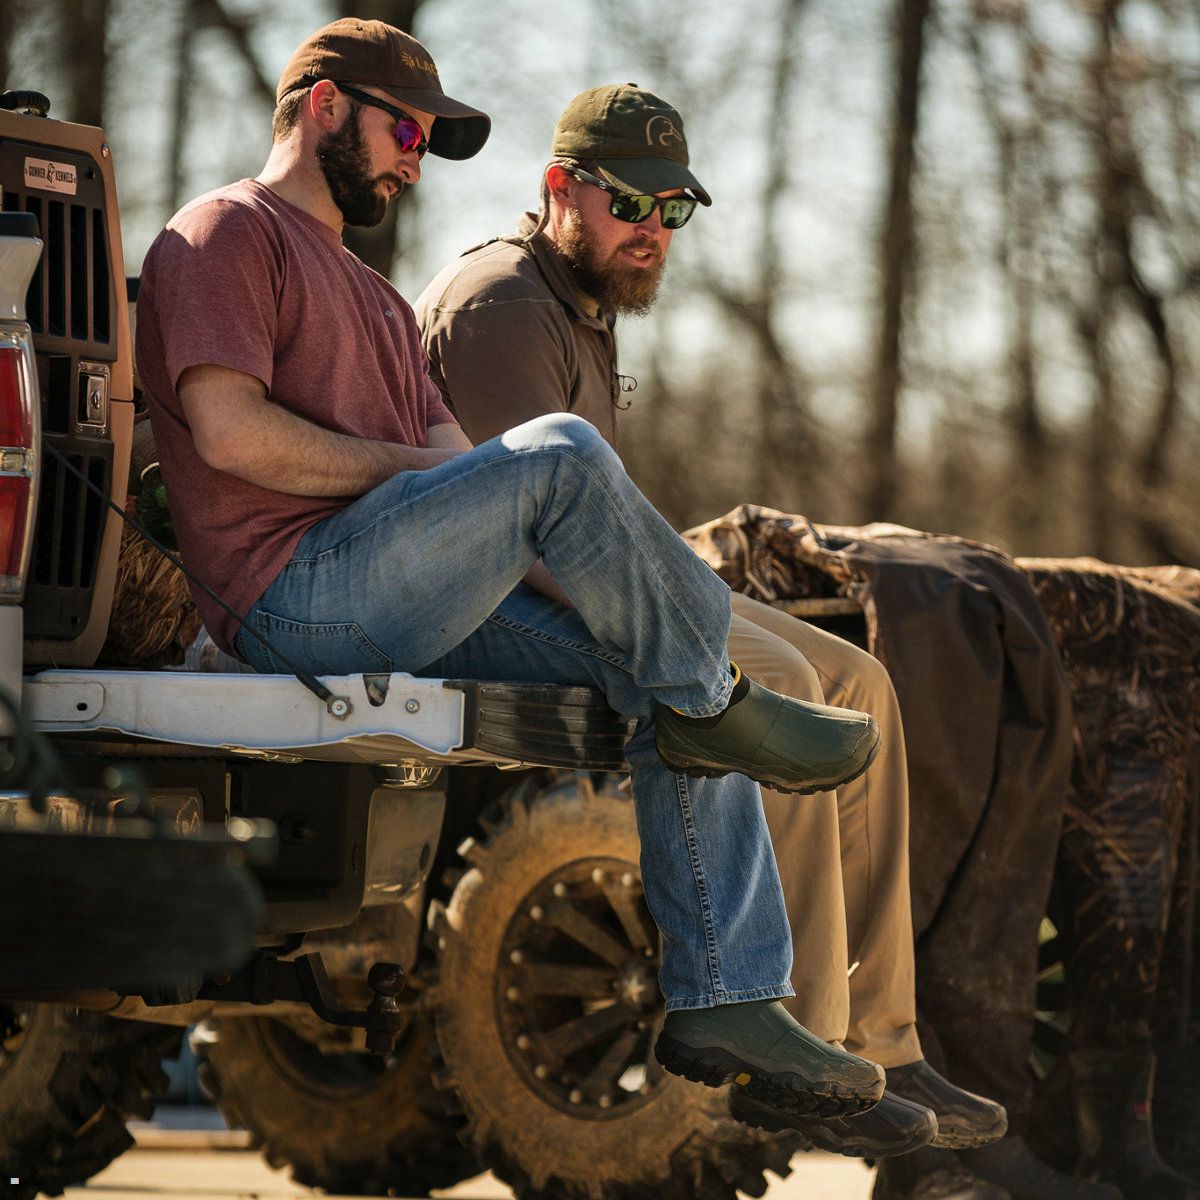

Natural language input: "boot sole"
[732,1100,937,1159]
[654,1031,884,1119]
[929,1110,1009,1149]
[657,731,882,796]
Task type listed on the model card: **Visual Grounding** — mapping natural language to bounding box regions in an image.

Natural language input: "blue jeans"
[236,414,793,1011]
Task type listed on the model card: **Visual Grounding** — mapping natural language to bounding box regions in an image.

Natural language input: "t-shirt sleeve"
[423,297,573,445]
[145,200,282,392]
[423,374,456,429]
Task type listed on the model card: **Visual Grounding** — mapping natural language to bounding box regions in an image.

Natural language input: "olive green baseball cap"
[552,84,712,206]
[277,19,490,160]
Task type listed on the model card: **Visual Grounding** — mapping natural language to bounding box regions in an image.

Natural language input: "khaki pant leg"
[731,593,922,1068]
[727,606,851,1046]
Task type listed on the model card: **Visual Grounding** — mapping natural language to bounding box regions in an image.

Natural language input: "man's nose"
[398,151,421,184]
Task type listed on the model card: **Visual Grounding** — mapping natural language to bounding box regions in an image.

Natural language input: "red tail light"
[0,347,32,446]
[0,340,36,597]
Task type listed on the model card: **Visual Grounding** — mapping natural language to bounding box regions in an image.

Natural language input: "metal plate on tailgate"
[25,670,466,761]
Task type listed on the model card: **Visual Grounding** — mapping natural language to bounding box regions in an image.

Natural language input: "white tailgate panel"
[25,671,467,763]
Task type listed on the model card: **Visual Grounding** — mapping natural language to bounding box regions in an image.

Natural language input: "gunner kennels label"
[24,158,78,195]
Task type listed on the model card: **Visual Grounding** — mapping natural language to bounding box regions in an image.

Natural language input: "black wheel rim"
[248,1012,418,1101]
[496,856,667,1119]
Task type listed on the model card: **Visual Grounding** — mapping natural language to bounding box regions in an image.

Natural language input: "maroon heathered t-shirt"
[137,179,455,654]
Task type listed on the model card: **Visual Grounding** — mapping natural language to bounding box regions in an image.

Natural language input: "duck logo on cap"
[645,116,683,148]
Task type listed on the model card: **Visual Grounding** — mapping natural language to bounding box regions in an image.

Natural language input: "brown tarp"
[684,506,1075,1126]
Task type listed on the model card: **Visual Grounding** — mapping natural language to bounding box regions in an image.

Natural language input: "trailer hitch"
[199,950,407,1054]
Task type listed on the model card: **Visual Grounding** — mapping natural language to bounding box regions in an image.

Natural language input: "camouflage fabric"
[686,506,1199,1146]
[98,491,199,668]
[685,505,1075,1127]
[1017,559,1200,1051]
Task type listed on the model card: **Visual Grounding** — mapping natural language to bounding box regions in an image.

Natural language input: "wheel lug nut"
[516,1035,531,1051]
[529,905,544,920]
[569,1089,583,1104]
[552,882,567,898]
[591,867,606,884]
[506,986,521,1001]
[621,872,634,888]
[510,949,524,964]
[598,1094,612,1109]
[534,1063,549,1079]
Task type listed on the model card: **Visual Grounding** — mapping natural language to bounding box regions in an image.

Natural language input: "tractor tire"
[0,1004,181,1198]
[194,1009,478,1195]
[426,772,802,1200]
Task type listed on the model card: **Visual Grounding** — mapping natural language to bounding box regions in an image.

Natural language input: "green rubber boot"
[654,676,880,795]
[654,999,886,1117]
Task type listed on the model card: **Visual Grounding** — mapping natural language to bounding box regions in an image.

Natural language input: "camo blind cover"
[684,505,1199,1063]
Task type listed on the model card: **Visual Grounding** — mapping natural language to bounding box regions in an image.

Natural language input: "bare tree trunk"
[1082,2,1125,561]
[61,0,111,127]
[700,0,814,513]
[969,15,1048,553]
[865,0,931,521]
[0,0,20,91]
[168,1,198,214]
[196,0,274,107]
[753,0,811,512]
[338,0,423,278]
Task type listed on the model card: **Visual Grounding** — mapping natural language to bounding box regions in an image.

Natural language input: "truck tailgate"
[26,670,633,771]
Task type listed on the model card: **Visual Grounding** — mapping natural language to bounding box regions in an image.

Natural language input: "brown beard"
[317,104,404,228]
[555,206,666,316]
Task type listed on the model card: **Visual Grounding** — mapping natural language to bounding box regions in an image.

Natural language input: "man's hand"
[178,363,467,497]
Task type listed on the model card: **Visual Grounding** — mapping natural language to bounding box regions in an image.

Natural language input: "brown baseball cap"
[276,19,490,160]
[552,83,711,206]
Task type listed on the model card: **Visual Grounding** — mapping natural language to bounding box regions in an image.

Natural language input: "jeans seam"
[663,984,795,1013]
[486,611,629,669]
[675,771,725,998]
[246,609,393,674]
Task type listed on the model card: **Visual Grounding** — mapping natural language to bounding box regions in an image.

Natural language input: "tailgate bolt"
[405,699,420,713]
[329,697,351,718]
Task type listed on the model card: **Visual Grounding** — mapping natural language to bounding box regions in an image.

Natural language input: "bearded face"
[555,204,668,317]
[316,103,403,228]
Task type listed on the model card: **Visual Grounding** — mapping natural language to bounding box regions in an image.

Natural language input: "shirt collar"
[516,212,611,330]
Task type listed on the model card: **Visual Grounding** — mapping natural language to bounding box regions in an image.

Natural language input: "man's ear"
[545,163,575,204]
[308,79,343,131]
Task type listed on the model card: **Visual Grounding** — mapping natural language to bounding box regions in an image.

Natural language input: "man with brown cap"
[415,83,1019,1167]
[135,18,905,1134]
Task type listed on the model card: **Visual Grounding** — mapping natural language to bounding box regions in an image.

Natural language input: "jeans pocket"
[244,610,393,677]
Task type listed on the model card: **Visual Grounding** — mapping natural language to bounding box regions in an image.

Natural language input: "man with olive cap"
[415,83,1012,1165]
[135,18,898,1133]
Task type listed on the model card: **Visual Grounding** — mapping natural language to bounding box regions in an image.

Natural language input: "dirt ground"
[65,1142,877,1200]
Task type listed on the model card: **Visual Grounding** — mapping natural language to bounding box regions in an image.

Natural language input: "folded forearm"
[202,399,460,496]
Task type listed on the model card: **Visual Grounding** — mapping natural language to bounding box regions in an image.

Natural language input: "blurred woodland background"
[3,0,1197,564]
